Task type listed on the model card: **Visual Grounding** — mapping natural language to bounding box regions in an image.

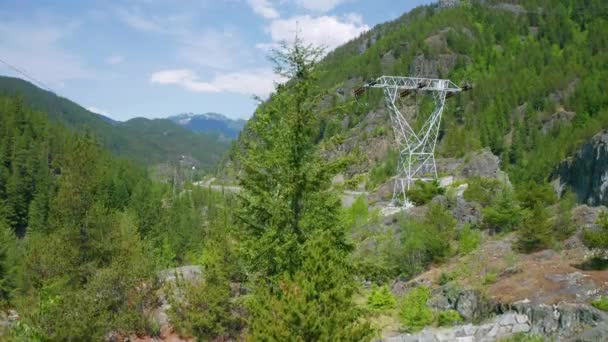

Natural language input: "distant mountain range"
[0,76,231,170]
[168,112,246,139]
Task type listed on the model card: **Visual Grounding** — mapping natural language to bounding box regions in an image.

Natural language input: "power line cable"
[0,56,54,93]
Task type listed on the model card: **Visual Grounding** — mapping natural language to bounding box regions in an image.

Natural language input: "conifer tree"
[517,204,553,253]
[237,36,347,279]
[237,37,372,340]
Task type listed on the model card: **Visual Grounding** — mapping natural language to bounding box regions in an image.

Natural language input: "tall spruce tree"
[237,37,372,340]
[237,37,347,278]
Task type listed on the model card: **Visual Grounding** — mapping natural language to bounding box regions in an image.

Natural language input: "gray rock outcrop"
[384,301,608,342]
[154,266,204,330]
[552,129,608,206]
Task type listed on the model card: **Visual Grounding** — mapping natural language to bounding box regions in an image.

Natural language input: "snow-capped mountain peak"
[167,112,246,139]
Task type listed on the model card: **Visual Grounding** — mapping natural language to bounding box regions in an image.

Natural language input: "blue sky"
[0,0,432,121]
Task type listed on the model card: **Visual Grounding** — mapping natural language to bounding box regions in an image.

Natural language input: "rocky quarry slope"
[365,151,608,341]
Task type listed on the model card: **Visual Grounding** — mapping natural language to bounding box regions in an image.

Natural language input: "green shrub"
[368,148,398,189]
[345,174,366,190]
[482,271,498,285]
[343,195,370,228]
[463,177,504,206]
[399,204,456,277]
[9,321,45,341]
[367,285,396,310]
[399,287,434,332]
[591,296,608,311]
[517,205,553,253]
[483,189,523,232]
[458,224,481,255]
[553,191,577,241]
[515,181,557,209]
[583,211,608,252]
[437,310,463,327]
[406,180,444,206]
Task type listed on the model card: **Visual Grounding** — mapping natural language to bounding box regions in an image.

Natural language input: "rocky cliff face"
[552,129,608,206]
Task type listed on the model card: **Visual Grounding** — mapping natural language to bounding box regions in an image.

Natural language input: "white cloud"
[0,19,99,86]
[150,68,282,97]
[295,0,349,12]
[106,54,124,65]
[176,29,248,70]
[247,0,279,19]
[265,14,368,52]
[117,9,252,70]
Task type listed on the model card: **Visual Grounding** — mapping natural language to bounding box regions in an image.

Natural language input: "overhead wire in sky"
[0,56,55,93]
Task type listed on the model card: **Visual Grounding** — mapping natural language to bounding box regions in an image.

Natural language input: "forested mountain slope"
[0,95,235,339]
[228,0,608,194]
[0,76,229,169]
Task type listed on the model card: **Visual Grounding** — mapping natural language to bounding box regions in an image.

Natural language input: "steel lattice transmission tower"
[360,76,464,207]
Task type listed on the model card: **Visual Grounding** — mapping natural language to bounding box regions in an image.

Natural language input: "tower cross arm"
[365,76,461,93]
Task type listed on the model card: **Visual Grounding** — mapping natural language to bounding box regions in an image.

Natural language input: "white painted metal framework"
[365,76,461,207]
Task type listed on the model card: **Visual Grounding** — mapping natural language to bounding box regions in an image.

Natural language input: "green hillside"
[0,94,237,339]
[0,76,229,169]
[2,0,608,340]
[230,0,608,189]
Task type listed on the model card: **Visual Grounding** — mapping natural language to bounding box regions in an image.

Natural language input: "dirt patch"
[490,247,608,304]
[408,233,608,306]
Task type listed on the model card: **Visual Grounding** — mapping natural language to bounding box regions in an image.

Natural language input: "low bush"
[368,148,398,189]
[343,195,371,228]
[553,191,577,241]
[399,204,455,277]
[483,189,523,233]
[367,285,396,310]
[515,181,557,209]
[399,287,434,332]
[458,224,481,255]
[463,177,504,206]
[406,180,444,206]
[437,310,463,327]
[583,211,608,253]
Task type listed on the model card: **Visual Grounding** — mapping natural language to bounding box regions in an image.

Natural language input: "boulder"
[451,196,482,228]
[429,286,495,322]
[158,265,203,284]
[541,110,575,134]
[410,54,458,79]
[459,150,502,180]
[153,266,204,331]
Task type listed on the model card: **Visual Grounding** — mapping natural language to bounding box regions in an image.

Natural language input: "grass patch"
[482,270,498,285]
[591,296,608,311]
